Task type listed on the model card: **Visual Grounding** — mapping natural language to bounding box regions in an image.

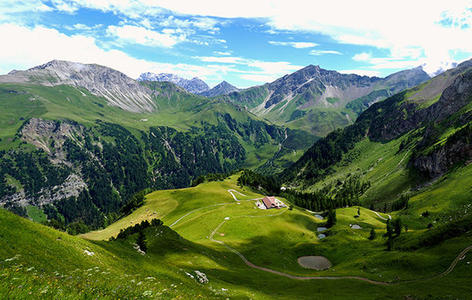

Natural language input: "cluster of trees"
[282,114,370,182]
[282,175,370,212]
[120,189,152,216]
[0,149,71,199]
[191,172,230,187]
[142,123,246,189]
[237,169,280,195]
[398,214,472,250]
[220,113,285,148]
[114,218,163,240]
[391,194,410,211]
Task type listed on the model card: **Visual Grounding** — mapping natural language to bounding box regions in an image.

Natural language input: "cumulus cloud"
[43,0,471,74]
[195,55,303,84]
[0,23,226,81]
[106,24,186,48]
[64,23,102,31]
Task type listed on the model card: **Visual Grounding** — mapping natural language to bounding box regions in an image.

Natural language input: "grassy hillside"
[2,177,470,299]
[77,174,472,298]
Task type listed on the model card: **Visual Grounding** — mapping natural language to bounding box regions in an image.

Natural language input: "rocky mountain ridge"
[0,60,156,113]
[138,72,209,94]
[200,80,239,97]
[223,64,430,136]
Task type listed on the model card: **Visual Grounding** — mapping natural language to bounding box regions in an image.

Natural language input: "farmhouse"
[262,196,284,209]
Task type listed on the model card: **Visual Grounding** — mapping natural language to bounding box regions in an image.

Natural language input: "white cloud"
[47,0,471,74]
[160,15,221,33]
[352,52,371,62]
[195,55,303,84]
[309,49,342,56]
[269,41,317,48]
[352,52,427,72]
[0,23,227,81]
[106,24,185,48]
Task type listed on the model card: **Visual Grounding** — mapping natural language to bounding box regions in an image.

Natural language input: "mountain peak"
[200,80,239,97]
[138,72,209,94]
[0,60,155,113]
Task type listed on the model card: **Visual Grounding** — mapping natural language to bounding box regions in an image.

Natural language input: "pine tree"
[368,228,376,240]
[383,220,394,251]
[137,231,147,253]
[326,209,337,228]
[392,218,402,236]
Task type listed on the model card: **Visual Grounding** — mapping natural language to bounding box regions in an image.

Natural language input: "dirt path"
[169,202,233,228]
[227,189,261,202]
[205,190,472,285]
[373,211,392,221]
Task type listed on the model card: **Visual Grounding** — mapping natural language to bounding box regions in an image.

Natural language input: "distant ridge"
[138,72,209,94]
[200,80,239,97]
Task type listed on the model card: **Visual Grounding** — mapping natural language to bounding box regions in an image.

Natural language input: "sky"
[0,1,471,88]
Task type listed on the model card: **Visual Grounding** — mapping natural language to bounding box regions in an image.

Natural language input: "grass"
[2,173,472,298]
[83,173,472,294]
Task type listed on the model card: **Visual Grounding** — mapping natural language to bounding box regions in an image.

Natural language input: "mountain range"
[1,57,472,299]
[138,71,240,97]
[223,65,430,136]
[138,72,210,94]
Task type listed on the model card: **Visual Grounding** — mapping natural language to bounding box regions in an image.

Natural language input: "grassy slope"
[78,174,472,299]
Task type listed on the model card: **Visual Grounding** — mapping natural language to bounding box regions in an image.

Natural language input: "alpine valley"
[1,57,471,300]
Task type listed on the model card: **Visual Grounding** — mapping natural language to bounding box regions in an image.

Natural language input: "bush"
[66,222,90,235]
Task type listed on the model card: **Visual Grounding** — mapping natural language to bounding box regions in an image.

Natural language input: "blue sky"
[0,1,471,88]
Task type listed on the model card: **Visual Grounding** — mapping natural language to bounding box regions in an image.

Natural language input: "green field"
[75,174,472,298]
